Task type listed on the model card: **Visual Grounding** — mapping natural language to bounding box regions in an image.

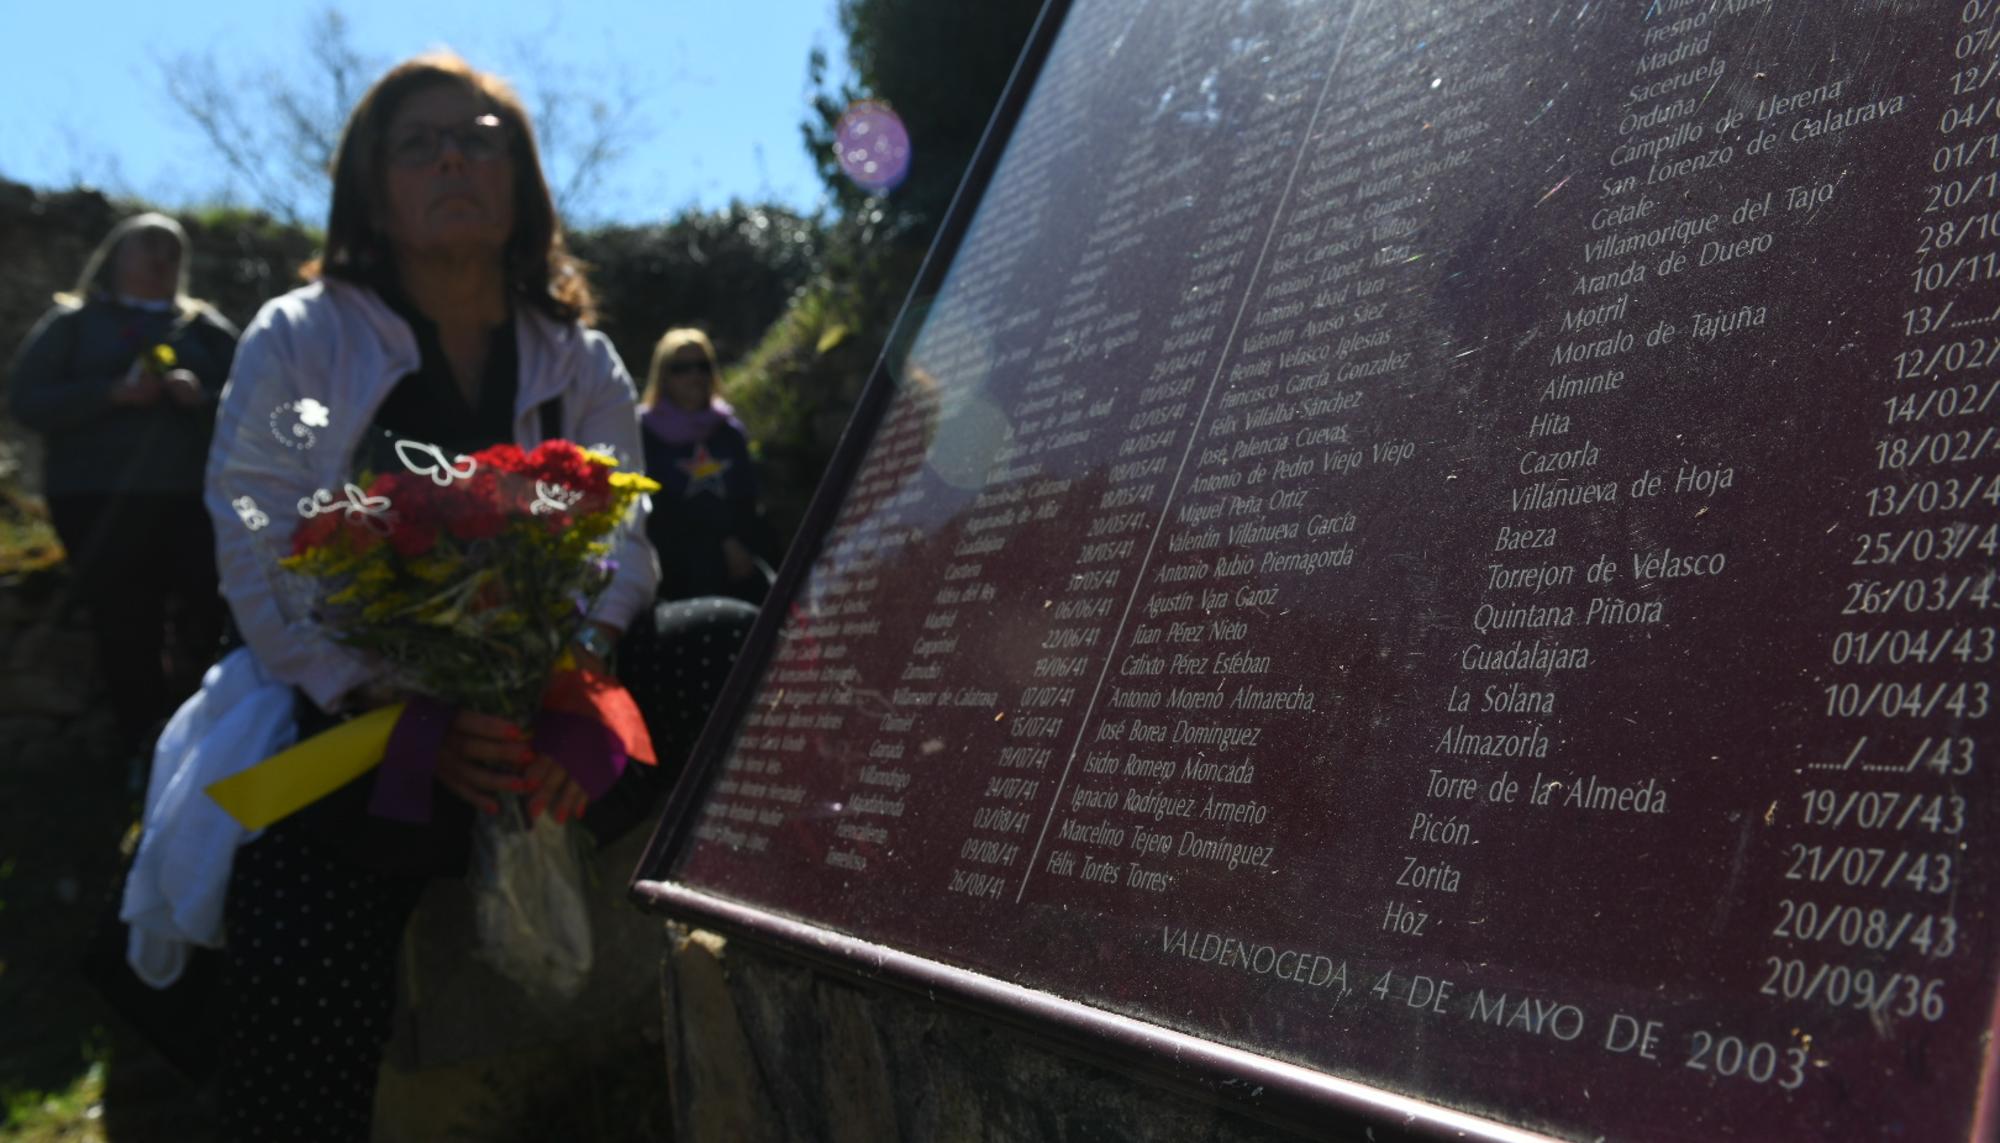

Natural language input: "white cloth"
[121,647,295,988]
[204,278,659,711]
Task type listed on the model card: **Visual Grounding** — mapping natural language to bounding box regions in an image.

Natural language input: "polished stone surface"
[646,3,2000,1138]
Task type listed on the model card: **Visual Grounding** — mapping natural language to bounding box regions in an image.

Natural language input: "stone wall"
[657,926,1346,1143]
[0,565,113,766]
[0,178,822,541]
[0,179,315,346]
[0,179,319,500]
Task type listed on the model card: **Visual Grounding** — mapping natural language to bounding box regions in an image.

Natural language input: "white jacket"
[122,647,291,987]
[205,279,659,711]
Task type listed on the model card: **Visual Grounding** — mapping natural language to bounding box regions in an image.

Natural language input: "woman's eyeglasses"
[666,360,715,377]
[387,115,508,168]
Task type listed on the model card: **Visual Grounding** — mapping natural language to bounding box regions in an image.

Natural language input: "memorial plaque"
[635,1,2000,1138]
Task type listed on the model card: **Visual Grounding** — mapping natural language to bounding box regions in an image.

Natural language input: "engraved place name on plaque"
[637,2,2000,1139]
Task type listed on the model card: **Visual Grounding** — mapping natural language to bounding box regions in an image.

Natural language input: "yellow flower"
[406,557,455,584]
[366,589,424,621]
[608,471,660,493]
[281,547,357,577]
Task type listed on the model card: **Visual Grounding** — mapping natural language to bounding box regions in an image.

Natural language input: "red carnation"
[447,498,508,542]
[472,442,536,476]
[292,512,339,556]
[386,515,436,558]
[343,514,386,554]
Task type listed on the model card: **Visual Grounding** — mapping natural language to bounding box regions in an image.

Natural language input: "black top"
[290,292,522,877]
[359,289,519,471]
[5,299,239,495]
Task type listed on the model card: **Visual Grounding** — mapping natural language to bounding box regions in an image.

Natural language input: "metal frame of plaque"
[635,2,2000,1140]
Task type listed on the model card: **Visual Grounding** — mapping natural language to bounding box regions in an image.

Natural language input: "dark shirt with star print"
[641,419,775,600]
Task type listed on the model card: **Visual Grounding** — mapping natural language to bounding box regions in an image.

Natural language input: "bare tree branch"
[159,5,646,226]
[163,60,310,223]
[505,31,646,225]
[156,9,374,225]
[51,113,131,196]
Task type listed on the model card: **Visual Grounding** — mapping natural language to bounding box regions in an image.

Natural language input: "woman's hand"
[436,709,590,823]
[436,709,534,815]
[521,754,590,825]
[108,359,163,407]
[160,368,205,407]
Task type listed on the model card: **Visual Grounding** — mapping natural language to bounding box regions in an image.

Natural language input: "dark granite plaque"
[635,1,2000,1139]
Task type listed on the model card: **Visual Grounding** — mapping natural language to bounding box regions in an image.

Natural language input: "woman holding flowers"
[201,53,740,1141]
[7,213,236,770]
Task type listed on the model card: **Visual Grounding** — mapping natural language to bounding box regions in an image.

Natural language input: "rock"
[0,714,60,742]
[373,826,674,1142]
[658,925,1316,1143]
[62,709,121,763]
[5,619,93,671]
[17,735,70,772]
[0,715,61,767]
[0,669,90,718]
[0,605,96,722]
[662,931,787,1143]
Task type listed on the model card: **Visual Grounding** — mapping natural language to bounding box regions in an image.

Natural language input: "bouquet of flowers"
[273,437,658,1000]
[282,438,654,720]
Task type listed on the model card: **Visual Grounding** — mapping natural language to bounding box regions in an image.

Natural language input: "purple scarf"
[642,397,746,446]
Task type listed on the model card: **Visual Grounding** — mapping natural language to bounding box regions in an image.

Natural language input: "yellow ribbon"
[206,704,405,831]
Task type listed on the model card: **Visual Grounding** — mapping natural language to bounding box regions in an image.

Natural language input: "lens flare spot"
[835,101,911,193]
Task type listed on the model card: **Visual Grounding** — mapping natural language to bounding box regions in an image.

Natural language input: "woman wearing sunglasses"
[638,327,777,603]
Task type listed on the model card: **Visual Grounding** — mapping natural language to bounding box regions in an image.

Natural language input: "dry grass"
[3,1060,107,1142]
[0,481,62,579]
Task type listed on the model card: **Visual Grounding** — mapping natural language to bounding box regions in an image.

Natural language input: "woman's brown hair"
[303,51,595,325]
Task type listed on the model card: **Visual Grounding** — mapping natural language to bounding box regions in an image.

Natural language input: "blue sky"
[0,0,851,224]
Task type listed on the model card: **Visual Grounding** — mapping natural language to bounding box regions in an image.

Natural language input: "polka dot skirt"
[219,824,425,1142]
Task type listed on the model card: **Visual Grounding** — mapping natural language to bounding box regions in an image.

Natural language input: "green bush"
[0,484,63,577]
[715,0,1042,545]
[569,203,823,382]
[721,207,930,541]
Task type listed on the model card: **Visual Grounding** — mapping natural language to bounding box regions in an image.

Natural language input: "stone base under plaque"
[374,829,672,1141]
[658,927,1326,1143]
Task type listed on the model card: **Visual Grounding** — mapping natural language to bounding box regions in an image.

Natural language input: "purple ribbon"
[367,701,630,823]
[531,710,629,800]
[368,696,454,823]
